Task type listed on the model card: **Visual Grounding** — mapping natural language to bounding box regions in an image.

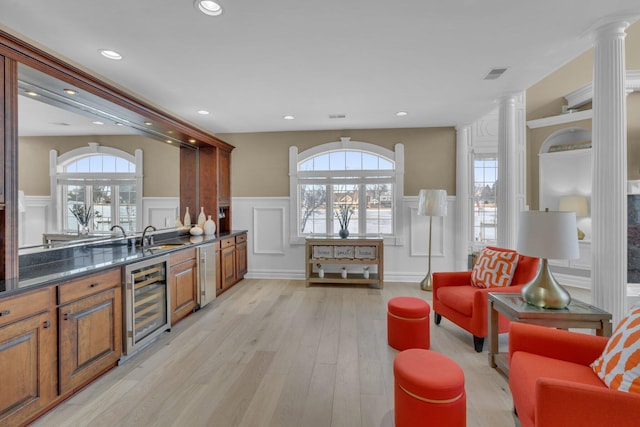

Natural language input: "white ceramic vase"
[341,269,347,279]
[183,207,191,227]
[198,207,206,228]
[204,215,216,235]
[363,269,370,279]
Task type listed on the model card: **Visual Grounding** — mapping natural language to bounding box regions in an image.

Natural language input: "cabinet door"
[218,149,231,206]
[169,258,198,325]
[0,311,56,427]
[236,241,247,279]
[58,287,122,395]
[221,245,236,290]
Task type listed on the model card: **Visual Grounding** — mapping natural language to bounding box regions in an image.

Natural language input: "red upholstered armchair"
[432,247,539,352]
[509,322,640,427]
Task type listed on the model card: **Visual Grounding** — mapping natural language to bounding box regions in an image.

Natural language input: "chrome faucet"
[141,225,157,247]
[110,224,127,238]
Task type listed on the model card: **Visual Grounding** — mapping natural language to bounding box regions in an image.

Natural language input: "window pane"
[66,185,86,230]
[345,151,362,170]
[362,153,378,170]
[332,184,358,234]
[328,151,345,171]
[118,185,137,231]
[378,158,393,170]
[473,156,497,243]
[299,185,326,234]
[366,184,393,234]
[92,185,112,231]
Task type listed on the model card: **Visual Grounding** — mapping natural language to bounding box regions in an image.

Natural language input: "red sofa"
[509,322,640,427]
[432,247,539,351]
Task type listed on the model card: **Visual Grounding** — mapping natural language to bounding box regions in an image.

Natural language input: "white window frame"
[289,138,404,245]
[50,142,143,232]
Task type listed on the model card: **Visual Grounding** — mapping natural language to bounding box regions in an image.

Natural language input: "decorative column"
[455,125,471,271]
[497,96,518,249]
[591,20,629,325]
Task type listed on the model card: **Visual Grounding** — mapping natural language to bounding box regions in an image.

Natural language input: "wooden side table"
[487,292,612,376]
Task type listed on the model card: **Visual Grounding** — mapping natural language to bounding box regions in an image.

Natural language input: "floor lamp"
[417,189,448,291]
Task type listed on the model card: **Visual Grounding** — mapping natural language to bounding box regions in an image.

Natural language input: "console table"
[305,236,384,289]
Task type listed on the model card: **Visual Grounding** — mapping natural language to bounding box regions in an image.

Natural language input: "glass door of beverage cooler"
[123,255,171,359]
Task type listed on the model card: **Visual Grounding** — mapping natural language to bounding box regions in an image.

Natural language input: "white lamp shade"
[559,195,589,217]
[417,189,447,217]
[517,210,579,260]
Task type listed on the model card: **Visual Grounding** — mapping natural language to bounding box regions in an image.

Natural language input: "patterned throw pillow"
[591,305,640,394]
[470,248,519,288]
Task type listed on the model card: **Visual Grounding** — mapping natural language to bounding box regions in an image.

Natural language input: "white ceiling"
[2,0,640,136]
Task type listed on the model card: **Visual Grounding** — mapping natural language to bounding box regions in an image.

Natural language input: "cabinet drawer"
[58,269,121,305]
[169,247,197,266]
[235,233,247,244]
[0,287,52,327]
[221,237,235,249]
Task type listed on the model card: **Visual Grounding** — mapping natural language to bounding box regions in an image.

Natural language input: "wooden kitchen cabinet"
[236,233,247,278]
[169,248,198,325]
[0,287,56,427]
[220,237,236,291]
[218,149,231,207]
[58,268,122,395]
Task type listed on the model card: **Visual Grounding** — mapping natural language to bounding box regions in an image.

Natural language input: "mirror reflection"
[17,64,180,249]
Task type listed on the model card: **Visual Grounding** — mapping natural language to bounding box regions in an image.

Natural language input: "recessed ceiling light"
[195,0,223,16]
[99,49,123,60]
[188,139,197,143]
[115,122,124,126]
[197,110,210,115]
[92,121,104,125]
[25,90,38,97]
[283,115,295,120]
[396,111,408,117]
[166,140,172,144]
[144,121,153,126]
[63,89,78,95]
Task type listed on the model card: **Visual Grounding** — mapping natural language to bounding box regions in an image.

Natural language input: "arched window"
[289,138,404,243]
[50,142,143,233]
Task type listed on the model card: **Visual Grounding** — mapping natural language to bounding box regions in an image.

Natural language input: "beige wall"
[525,21,640,210]
[217,127,456,198]
[18,134,179,197]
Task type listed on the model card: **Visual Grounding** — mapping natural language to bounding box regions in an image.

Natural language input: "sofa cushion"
[511,351,608,426]
[470,248,519,288]
[591,305,640,394]
[437,286,474,317]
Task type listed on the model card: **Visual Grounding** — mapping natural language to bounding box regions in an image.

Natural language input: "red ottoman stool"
[393,349,466,427]
[387,296,430,351]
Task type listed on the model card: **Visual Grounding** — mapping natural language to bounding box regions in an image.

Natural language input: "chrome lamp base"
[521,259,571,309]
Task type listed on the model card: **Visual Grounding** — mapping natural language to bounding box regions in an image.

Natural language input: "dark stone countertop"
[0,229,247,297]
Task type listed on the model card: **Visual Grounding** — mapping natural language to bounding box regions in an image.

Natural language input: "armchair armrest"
[509,322,608,367]
[535,378,640,427]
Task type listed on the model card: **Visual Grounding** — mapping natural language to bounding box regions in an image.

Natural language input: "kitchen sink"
[149,242,187,251]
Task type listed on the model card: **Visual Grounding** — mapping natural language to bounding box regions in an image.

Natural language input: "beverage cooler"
[122,255,171,361]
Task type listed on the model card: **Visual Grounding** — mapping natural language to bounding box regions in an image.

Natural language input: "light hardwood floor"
[31,279,590,427]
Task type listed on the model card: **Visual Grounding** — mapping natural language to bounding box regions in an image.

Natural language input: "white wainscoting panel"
[21,196,52,247]
[233,195,458,282]
[253,207,285,254]
[143,197,179,229]
[410,207,445,257]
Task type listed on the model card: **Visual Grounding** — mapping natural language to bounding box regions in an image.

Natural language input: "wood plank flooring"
[32,279,542,427]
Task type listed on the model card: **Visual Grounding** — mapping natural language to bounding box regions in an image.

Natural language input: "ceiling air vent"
[329,114,346,119]
[484,67,509,80]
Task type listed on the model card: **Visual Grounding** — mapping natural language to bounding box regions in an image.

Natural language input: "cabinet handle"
[0,309,10,316]
[64,313,69,320]
[90,282,99,288]
[43,320,51,329]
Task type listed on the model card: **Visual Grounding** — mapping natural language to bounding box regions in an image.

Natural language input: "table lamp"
[559,195,589,240]
[417,189,447,291]
[516,209,579,308]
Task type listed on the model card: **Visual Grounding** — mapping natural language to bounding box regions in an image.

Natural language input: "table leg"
[488,298,499,368]
[597,320,613,337]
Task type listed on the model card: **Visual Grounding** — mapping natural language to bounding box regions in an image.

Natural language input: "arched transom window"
[289,138,404,243]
